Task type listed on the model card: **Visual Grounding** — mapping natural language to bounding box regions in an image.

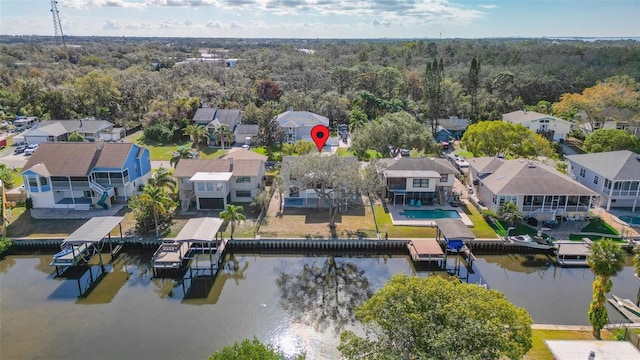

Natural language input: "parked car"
[14,144,28,154]
[24,144,39,156]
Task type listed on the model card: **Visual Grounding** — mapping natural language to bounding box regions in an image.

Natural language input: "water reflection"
[484,254,553,278]
[276,256,373,332]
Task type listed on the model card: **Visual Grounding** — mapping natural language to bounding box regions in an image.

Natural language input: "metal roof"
[435,219,475,241]
[63,216,125,244]
[190,172,233,181]
[174,217,224,242]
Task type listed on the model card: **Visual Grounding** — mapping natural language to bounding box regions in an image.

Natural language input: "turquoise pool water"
[400,209,461,219]
[619,215,640,226]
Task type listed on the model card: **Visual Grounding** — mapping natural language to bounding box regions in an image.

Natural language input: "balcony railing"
[522,205,589,213]
[610,190,640,198]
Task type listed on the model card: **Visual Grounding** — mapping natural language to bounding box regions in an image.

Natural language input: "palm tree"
[586,239,626,339]
[148,166,176,193]
[183,124,209,151]
[140,185,175,237]
[219,204,246,239]
[497,202,523,228]
[170,147,192,168]
[213,124,234,149]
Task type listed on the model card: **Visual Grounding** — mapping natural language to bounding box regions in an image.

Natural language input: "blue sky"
[1,0,639,38]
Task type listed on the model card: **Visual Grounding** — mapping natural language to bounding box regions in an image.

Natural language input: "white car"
[24,144,39,156]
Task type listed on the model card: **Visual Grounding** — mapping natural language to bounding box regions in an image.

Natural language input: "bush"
[481,209,497,221]
[143,121,175,143]
[0,237,12,257]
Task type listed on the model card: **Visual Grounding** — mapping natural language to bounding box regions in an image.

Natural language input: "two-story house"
[566,150,640,212]
[377,157,459,206]
[468,157,598,220]
[276,108,330,144]
[502,110,572,143]
[20,142,152,210]
[23,119,123,145]
[174,149,266,211]
[433,116,470,143]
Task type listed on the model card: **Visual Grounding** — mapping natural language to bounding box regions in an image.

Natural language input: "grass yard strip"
[525,329,614,360]
[459,204,500,238]
[581,218,620,236]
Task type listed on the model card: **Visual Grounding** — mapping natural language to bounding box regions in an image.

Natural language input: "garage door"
[199,198,224,209]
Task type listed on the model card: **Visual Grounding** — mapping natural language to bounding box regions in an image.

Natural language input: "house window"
[40,177,48,186]
[206,183,214,191]
[604,178,612,189]
[235,176,251,183]
[412,179,429,188]
[579,168,585,177]
[440,174,448,182]
[197,183,205,191]
[236,190,251,198]
[28,177,38,187]
[498,195,518,207]
[123,169,129,178]
[593,175,599,185]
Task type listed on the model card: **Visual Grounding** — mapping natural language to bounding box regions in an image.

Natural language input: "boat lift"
[50,216,125,297]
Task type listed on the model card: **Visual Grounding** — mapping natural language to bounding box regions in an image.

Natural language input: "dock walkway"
[153,241,192,269]
[608,294,640,324]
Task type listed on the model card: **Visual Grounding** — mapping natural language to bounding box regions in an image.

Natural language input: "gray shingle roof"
[472,158,597,196]
[437,118,469,131]
[193,108,217,123]
[566,150,640,181]
[276,110,329,127]
[233,124,259,138]
[383,157,459,175]
[24,120,113,137]
[215,109,241,128]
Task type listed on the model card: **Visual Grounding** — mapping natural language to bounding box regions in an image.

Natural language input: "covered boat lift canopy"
[153,217,224,272]
[435,218,475,246]
[434,218,477,268]
[51,216,125,268]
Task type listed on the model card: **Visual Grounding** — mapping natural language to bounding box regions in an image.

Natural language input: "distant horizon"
[1,0,638,39]
[1,34,639,42]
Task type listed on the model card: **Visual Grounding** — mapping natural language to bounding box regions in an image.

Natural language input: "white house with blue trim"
[21,141,152,210]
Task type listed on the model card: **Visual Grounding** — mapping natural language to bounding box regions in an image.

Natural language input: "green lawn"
[373,205,436,238]
[581,218,620,236]
[126,131,228,161]
[525,329,614,360]
[459,204,500,238]
[455,151,474,158]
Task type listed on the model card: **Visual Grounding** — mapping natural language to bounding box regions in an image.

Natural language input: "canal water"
[1,251,638,360]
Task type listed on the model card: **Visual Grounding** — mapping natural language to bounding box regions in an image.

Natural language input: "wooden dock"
[408,239,445,262]
[152,241,192,269]
[608,294,640,323]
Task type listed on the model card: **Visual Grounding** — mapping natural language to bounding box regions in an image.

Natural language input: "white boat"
[508,234,555,250]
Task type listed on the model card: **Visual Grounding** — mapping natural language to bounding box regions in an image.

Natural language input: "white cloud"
[183,18,193,26]
[60,0,484,25]
[372,18,392,27]
[206,21,221,28]
[103,19,122,30]
[479,4,498,9]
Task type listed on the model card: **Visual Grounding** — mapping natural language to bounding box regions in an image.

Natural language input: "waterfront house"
[376,157,459,206]
[467,157,598,220]
[280,155,358,208]
[23,119,123,145]
[502,110,571,143]
[20,142,152,210]
[175,149,266,211]
[276,108,329,144]
[566,150,640,212]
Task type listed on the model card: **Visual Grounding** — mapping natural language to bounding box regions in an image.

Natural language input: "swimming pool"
[619,215,640,227]
[400,209,461,219]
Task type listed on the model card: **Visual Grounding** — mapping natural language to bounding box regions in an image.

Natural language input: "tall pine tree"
[424,58,444,137]
[468,57,481,123]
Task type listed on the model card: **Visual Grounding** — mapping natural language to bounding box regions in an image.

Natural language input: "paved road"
[0,148,28,169]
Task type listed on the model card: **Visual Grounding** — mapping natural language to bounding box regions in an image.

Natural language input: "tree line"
[1,37,639,144]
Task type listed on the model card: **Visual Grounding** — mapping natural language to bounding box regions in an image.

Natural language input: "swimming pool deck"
[388,204,473,227]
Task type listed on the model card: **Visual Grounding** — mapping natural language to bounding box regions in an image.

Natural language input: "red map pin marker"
[311,125,329,153]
